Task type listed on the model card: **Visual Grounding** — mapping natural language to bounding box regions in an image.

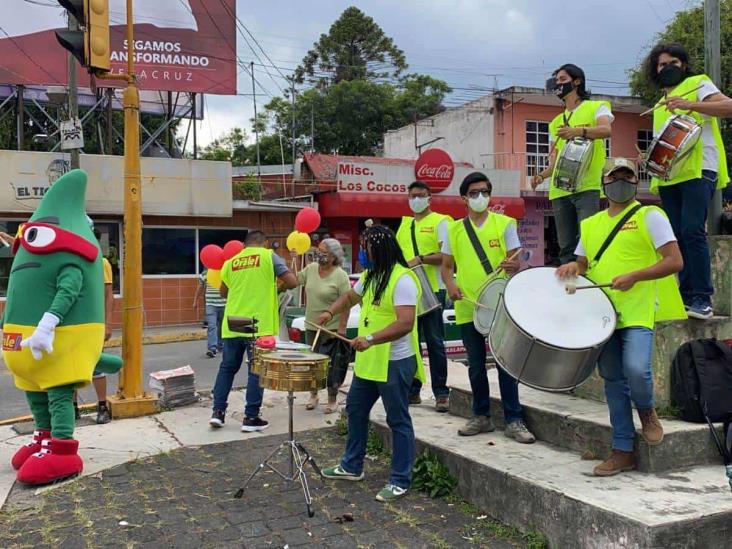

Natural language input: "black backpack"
[671,339,732,423]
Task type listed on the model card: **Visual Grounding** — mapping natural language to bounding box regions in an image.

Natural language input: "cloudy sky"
[195,0,696,148]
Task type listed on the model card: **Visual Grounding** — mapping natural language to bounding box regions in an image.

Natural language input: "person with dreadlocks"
[316,225,425,503]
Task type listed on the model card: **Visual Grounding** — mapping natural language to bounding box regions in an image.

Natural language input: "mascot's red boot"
[11,429,51,470]
[16,438,83,485]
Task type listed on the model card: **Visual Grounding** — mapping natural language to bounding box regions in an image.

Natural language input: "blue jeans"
[552,190,601,265]
[597,327,655,452]
[410,290,449,398]
[212,337,263,419]
[341,356,417,489]
[460,322,523,423]
[206,305,225,352]
[659,171,717,306]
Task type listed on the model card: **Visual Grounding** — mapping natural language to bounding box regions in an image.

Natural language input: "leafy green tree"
[295,6,407,86]
[200,127,248,165]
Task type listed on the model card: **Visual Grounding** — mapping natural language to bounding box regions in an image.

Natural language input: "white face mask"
[408,196,430,214]
[468,194,490,213]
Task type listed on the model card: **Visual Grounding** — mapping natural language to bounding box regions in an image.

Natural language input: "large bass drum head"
[503,267,616,350]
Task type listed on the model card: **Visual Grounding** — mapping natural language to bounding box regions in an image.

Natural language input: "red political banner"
[0,0,236,95]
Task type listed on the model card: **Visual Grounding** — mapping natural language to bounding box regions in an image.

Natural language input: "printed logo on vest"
[419,227,434,233]
[2,333,22,351]
[620,220,638,231]
[489,239,501,248]
[231,255,261,271]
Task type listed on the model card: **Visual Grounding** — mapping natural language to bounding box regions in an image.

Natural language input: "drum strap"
[463,217,493,276]
[410,219,420,257]
[593,204,644,263]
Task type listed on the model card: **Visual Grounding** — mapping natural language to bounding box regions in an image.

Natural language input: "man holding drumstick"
[441,172,535,443]
[557,158,686,476]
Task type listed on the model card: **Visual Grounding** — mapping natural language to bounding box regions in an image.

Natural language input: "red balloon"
[295,207,321,234]
[200,244,224,270]
[222,240,244,260]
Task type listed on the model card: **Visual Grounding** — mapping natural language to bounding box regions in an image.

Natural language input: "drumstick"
[489,248,523,280]
[0,235,9,248]
[639,85,704,117]
[565,283,613,295]
[310,327,322,352]
[304,320,354,344]
[461,296,494,310]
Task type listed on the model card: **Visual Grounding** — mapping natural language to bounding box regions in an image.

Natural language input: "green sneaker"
[375,484,408,502]
[321,464,364,481]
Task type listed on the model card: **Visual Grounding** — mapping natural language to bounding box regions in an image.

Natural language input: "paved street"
[0,429,532,548]
[0,339,217,421]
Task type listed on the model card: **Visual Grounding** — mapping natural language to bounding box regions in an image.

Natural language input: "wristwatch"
[365,334,374,345]
[418,255,424,264]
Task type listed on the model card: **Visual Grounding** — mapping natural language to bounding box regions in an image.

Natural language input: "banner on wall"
[0,0,236,94]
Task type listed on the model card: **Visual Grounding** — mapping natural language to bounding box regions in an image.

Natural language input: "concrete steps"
[447,368,721,473]
[370,404,732,549]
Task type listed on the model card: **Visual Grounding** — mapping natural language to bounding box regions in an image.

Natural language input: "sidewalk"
[104,324,207,348]
[0,382,532,548]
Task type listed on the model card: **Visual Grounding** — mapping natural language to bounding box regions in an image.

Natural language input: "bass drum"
[488,267,616,392]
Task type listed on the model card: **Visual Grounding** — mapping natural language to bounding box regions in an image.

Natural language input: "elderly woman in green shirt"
[294,238,351,413]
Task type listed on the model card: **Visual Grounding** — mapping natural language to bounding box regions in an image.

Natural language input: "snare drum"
[472,277,507,336]
[488,267,616,392]
[644,114,701,180]
[554,137,594,192]
[259,351,330,392]
[251,341,311,377]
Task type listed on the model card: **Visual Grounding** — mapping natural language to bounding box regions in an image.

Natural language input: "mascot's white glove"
[20,312,60,361]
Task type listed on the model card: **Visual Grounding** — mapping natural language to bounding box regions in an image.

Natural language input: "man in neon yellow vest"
[395,181,452,412]
[441,172,535,444]
[209,230,298,432]
[318,225,425,502]
[643,43,732,320]
[557,158,686,476]
[532,63,614,265]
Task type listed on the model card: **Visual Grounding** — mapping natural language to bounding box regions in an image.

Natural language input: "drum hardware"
[565,283,612,294]
[235,349,331,517]
[228,316,258,334]
[251,341,311,377]
[488,267,617,392]
[469,249,525,336]
[554,137,594,192]
[639,84,704,117]
[643,114,701,180]
[412,264,441,317]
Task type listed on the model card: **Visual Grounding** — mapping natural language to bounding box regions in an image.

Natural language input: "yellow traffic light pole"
[104,0,157,418]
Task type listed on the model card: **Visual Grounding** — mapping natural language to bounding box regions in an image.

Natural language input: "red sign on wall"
[414,149,455,193]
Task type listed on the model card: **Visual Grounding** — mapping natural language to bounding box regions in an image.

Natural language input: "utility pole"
[705,0,722,235]
[310,99,314,152]
[67,14,80,169]
[16,85,24,151]
[291,78,296,196]
[251,62,261,177]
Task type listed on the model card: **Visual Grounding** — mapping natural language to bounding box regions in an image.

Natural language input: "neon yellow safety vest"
[447,213,514,325]
[580,202,687,329]
[396,212,452,292]
[651,74,729,192]
[220,247,279,338]
[355,265,426,383]
[549,99,611,200]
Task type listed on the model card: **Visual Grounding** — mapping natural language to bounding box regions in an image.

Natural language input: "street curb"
[103,329,206,349]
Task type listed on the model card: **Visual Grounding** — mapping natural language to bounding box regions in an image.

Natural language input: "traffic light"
[55,0,110,74]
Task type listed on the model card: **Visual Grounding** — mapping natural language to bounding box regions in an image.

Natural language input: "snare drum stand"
[234,391,323,517]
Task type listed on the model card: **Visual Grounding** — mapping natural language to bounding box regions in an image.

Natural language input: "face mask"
[358,248,373,270]
[408,196,429,214]
[468,194,490,213]
[554,81,574,100]
[603,179,638,204]
[314,251,329,265]
[657,64,684,88]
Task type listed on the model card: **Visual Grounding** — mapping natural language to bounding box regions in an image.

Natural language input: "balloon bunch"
[199,240,244,289]
[286,207,321,255]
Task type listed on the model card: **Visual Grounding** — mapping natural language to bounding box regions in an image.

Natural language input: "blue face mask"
[358,248,373,270]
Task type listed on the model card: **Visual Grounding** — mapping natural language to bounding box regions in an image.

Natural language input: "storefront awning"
[317,192,525,220]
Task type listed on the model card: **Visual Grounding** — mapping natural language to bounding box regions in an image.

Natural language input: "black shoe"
[409,394,422,405]
[96,404,111,424]
[73,404,81,420]
[209,410,225,428]
[206,349,217,358]
[241,417,269,432]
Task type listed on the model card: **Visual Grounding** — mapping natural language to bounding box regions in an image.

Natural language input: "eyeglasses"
[13,222,99,262]
[466,189,491,199]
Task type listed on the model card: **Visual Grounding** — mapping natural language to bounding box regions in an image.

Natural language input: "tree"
[200,127,248,165]
[295,6,407,86]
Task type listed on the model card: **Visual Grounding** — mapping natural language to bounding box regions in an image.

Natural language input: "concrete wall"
[383,96,494,168]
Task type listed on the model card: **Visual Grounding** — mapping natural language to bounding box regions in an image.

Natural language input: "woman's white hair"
[321,238,345,266]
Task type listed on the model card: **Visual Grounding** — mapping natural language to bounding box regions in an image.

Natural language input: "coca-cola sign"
[414,149,455,192]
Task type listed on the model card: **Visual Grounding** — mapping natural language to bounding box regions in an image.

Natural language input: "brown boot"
[593,450,636,477]
[637,408,664,445]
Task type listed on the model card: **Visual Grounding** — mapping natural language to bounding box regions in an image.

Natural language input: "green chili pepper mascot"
[3,169,122,485]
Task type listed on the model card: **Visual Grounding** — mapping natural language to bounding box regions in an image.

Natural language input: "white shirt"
[698,79,721,172]
[436,219,449,289]
[549,104,614,146]
[354,273,418,361]
[441,221,521,255]
[574,208,677,257]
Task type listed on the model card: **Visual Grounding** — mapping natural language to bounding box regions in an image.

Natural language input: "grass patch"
[365,426,390,459]
[411,451,457,499]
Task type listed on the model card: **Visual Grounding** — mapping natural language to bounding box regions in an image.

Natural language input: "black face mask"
[603,179,638,204]
[658,64,684,88]
[554,81,575,100]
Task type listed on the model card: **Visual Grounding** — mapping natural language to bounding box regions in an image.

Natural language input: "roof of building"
[495,86,647,113]
[232,164,293,177]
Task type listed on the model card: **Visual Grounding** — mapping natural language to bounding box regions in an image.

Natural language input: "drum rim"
[497,266,617,350]
[472,277,508,334]
[645,114,702,180]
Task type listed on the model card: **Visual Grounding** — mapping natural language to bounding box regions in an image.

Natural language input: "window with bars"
[637,129,654,181]
[525,120,550,177]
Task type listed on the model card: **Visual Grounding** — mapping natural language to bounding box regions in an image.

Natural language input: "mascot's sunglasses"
[13,222,99,262]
